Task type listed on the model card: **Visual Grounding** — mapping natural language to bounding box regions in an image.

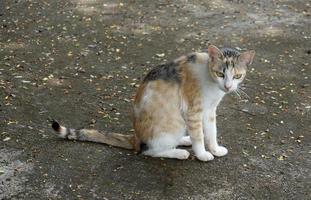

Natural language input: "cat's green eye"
[233,74,243,79]
[215,71,225,78]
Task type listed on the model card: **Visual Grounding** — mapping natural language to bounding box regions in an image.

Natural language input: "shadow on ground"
[0,0,310,199]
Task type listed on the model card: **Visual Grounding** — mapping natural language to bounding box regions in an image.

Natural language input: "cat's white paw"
[210,146,228,157]
[196,151,214,162]
[175,150,190,160]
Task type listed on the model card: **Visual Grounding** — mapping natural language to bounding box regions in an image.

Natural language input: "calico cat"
[52,45,255,161]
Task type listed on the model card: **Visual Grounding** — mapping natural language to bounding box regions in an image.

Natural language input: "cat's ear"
[239,50,255,66]
[208,45,224,62]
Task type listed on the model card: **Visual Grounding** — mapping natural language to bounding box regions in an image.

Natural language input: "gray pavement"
[0,0,310,199]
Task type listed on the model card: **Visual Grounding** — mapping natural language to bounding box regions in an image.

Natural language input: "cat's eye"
[215,71,225,78]
[234,74,242,79]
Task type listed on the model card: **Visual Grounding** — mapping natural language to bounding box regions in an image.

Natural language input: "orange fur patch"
[133,80,185,142]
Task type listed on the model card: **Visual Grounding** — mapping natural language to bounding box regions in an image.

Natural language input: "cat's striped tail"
[51,121,141,151]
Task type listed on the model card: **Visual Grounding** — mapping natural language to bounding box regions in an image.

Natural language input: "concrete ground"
[0,0,310,199]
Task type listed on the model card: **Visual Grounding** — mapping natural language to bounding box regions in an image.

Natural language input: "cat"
[52,45,255,161]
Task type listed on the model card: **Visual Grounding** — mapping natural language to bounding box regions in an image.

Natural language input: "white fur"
[143,148,190,160]
[58,126,68,138]
[189,53,228,159]
[143,131,189,160]
[192,140,214,161]
[58,126,78,140]
[201,84,228,157]
[178,136,192,146]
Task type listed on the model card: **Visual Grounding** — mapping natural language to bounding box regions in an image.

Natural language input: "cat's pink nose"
[224,85,232,91]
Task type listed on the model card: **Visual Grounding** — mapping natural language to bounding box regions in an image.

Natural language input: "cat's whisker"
[238,88,250,99]
[234,90,242,99]
[236,90,245,100]
[237,90,246,101]
[239,86,246,91]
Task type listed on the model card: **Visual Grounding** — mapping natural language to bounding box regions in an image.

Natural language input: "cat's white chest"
[202,85,225,111]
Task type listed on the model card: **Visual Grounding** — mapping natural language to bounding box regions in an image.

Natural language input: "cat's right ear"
[208,45,223,62]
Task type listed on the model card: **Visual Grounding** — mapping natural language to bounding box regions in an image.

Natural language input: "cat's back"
[140,51,209,86]
[133,52,210,117]
[134,52,209,105]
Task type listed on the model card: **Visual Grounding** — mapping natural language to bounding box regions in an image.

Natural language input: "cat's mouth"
[221,87,235,93]
[224,90,232,93]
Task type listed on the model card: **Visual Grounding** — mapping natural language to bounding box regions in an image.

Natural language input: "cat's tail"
[51,120,141,152]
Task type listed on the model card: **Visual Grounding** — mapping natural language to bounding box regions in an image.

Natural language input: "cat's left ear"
[239,50,256,66]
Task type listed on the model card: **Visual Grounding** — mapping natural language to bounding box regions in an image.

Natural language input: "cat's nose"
[224,85,232,91]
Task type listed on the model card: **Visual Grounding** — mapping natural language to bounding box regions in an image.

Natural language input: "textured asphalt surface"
[1,0,310,199]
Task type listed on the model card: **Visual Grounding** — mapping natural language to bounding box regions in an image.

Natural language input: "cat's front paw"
[210,146,228,157]
[196,151,214,162]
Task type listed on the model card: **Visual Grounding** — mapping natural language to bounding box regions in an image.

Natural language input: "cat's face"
[208,46,255,93]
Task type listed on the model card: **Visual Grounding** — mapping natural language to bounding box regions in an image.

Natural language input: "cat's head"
[207,45,255,93]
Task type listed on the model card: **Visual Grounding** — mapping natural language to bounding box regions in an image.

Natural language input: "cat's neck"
[189,52,225,107]
[189,53,224,91]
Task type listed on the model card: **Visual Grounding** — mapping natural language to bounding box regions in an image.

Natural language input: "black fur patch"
[143,62,181,83]
[139,142,148,153]
[52,121,60,132]
[187,53,196,63]
[221,48,240,58]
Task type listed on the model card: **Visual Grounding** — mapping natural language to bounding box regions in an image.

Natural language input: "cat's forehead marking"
[222,48,240,58]
[223,57,234,63]
[223,57,235,70]
[221,48,240,69]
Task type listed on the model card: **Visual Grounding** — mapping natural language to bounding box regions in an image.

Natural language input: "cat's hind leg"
[143,148,190,160]
[178,136,192,146]
[142,132,190,160]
